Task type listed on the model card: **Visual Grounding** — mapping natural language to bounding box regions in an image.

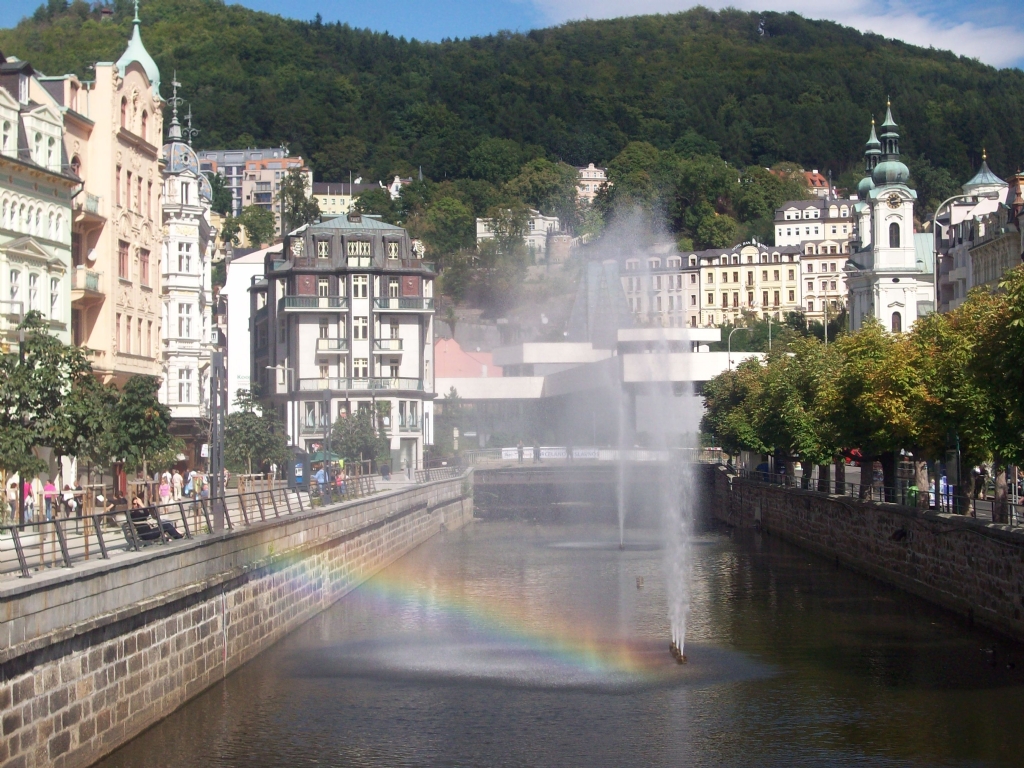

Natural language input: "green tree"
[312,136,367,181]
[224,389,289,474]
[505,158,580,231]
[237,205,277,247]
[354,188,402,224]
[700,357,770,457]
[106,375,172,478]
[278,168,321,233]
[206,171,233,216]
[332,409,389,469]
[695,212,739,248]
[467,138,524,184]
[412,196,475,259]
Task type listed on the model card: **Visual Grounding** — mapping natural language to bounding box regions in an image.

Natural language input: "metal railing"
[279,296,348,311]
[373,297,434,311]
[462,446,725,465]
[414,466,463,483]
[316,338,349,353]
[297,377,424,392]
[308,474,377,505]
[735,468,1024,525]
[384,258,435,273]
[374,338,403,351]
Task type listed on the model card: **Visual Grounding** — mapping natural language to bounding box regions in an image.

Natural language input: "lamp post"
[932,191,1001,314]
[728,327,750,371]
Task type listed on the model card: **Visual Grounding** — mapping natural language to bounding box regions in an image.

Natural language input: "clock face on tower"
[886,192,902,209]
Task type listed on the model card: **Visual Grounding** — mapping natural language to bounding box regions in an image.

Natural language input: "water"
[98,520,1024,767]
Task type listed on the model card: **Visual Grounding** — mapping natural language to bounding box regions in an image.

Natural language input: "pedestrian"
[23,479,35,522]
[533,439,542,463]
[171,469,183,501]
[6,480,17,521]
[43,479,58,521]
[517,440,524,464]
[159,476,172,505]
[184,471,194,499]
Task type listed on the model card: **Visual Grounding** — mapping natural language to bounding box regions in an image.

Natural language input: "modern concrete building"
[253,211,435,469]
[44,9,165,385]
[0,57,78,348]
[847,105,934,332]
[159,88,215,459]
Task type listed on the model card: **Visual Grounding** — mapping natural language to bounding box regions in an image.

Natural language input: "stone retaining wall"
[707,465,1024,641]
[0,474,473,768]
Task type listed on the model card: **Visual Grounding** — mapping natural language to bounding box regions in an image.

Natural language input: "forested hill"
[3,0,1024,185]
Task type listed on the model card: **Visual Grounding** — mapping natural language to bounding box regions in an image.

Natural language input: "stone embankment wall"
[0,474,473,768]
[707,465,1024,641]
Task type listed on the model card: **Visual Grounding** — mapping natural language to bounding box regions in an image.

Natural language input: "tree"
[443,305,458,338]
[237,205,277,247]
[224,389,289,475]
[467,138,524,184]
[278,168,320,234]
[700,357,770,457]
[106,375,172,478]
[206,171,233,216]
[311,136,367,181]
[505,158,580,231]
[46,373,119,471]
[332,409,389,469]
[695,212,739,248]
[412,196,475,259]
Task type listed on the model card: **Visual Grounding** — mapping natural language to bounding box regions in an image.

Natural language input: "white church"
[846,104,935,332]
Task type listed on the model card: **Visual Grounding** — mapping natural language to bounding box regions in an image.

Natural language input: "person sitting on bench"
[127,497,183,543]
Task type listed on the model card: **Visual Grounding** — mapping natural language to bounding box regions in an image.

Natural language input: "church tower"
[846,102,932,333]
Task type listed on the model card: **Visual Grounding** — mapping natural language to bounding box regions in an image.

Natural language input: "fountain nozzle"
[669,640,687,664]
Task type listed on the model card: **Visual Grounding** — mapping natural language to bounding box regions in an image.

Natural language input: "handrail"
[0,471,469,580]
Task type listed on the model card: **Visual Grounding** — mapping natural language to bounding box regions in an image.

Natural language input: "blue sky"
[3,0,1023,69]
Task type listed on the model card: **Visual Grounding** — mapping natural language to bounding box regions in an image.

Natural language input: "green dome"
[115,11,161,96]
[857,175,875,196]
[873,159,910,186]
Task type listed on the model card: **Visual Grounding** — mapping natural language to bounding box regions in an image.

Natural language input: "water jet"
[668,640,687,664]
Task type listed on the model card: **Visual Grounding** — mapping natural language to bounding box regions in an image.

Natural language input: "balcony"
[73,193,104,224]
[278,296,348,312]
[373,338,403,353]
[70,267,103,307]
[384,258,435,273]
[373,297,434,312]
[315,338,349,354]
[297,377,424,392]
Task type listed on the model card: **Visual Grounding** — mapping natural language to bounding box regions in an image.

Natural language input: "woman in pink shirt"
[159,478,172,505]
[43,480,57,521]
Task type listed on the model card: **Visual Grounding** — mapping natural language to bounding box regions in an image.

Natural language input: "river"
[96,518,1024,767]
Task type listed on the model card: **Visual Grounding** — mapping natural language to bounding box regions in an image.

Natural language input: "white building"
[774,198,855,252]
[847,106,934,332]
[159,91,215,460]
[476,208,561,259]
[221,244,278,412]
[577,163,608,203]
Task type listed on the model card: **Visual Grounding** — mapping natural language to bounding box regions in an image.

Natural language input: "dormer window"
[1,121,10,154]
[316,240,330,259]
[387,241,399,259]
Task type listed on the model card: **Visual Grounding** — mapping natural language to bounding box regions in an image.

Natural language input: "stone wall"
[0,475,473,768]
[707,465,1024,641]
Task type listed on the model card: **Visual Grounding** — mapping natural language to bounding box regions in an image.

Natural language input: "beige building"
[1,58,78,348]
[619,243,701,328]
[577,163,608,203]
[312,181,376,219]
[695,243,804,327]
[44,9,165,385]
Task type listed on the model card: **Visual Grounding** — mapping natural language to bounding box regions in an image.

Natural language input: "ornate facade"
[47,8,164,384]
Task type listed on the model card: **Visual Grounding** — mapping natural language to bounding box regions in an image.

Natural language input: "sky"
[2,0,1023,70]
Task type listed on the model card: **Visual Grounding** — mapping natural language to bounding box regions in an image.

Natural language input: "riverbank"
[709,464,1024,642]
[0,473,472,768]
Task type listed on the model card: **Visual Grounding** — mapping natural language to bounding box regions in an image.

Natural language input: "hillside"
[3,0,1024,187]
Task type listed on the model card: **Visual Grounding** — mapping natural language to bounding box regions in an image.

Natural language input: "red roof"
[434,338,501,378]
[805,170,828,188]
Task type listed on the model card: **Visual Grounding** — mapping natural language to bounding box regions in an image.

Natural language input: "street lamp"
[932,191,1001,314]
[728,327,751,371]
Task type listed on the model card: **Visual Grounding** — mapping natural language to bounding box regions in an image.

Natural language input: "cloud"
[528,0,1024,69]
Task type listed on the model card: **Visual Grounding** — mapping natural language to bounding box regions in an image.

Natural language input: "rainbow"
[333,557,668,679]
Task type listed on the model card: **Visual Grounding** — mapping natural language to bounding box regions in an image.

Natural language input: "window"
[178,243,192,273]
[787,269,794,280]
[762,291,769,306]
[390,361,400,378]
[147,183,152,219]
[147,321,152,357]
[707,272,714,283]
[1,121,10,153]
[50,278,59,316]
[387,241,399,259]
[115,313,122,353]
[136,318,142,356]
[891,312,902,333]
[761,270,768,281]
[830,263,836,273]
[773,291,780,306]
[707,293,714,305]
[28,274,38,311]
[354,316,368,339]
[126,171,133,210]
[305,402,316,428]
[390,321,400,339]
[181,181,189,206]
[353,358,368,378]
[120,97,127,129]
[353,275,368,298]
[389,278,400,298]
[318,278,330,297]
[773,270,779,281]
[46,137,55,170]
[788,290,795,302]
[720,294,727,308]
[139,249,150,286]
[806,263,814,273]
[317,240,330,259]
[690,273,696,284]
[733,292,739,308]
[116,166,122,207]
[140,110,148,140]
[889,222,901,248]
[830,281,837,291]
[319,364,330,380]
[690,295,697,306]
[820,281,827,292]
[178,369,192,403]
[116,240,129,279]
[657,296,662,311]
[319,319,330,339]
[347,240,370,256]
[8,269,18,302]
[747,291,753,306]
[178,303,192,337]
[655,276,662,290]
[808,301,814,312]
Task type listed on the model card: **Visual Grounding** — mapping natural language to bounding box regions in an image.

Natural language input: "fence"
[462,446,724,465]
[736,468,1024,526]
[414,466,463,483]
[0,467,451,580]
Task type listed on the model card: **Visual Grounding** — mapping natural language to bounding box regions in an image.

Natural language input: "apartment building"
[312,181,377,219]
[774,198,855,252]
[0,58,78,348]
[695,243,804,327]
[159,96,214,458]
[254,211,435,470]
[43,10,165,385]
[197,147,286,216]
[618,243,700,328]
[476,208,562,260]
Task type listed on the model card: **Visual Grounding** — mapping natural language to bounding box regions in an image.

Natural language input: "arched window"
[889,222,900,248]
[120,97,128,129]
[47,137,55,170]
[48,211,54,239]
[70,155,81,178]
[891,312,902,333]
[55,213,62,241]
[1,121,11,152]
[34,133,42,162]
[140,110,148,140]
